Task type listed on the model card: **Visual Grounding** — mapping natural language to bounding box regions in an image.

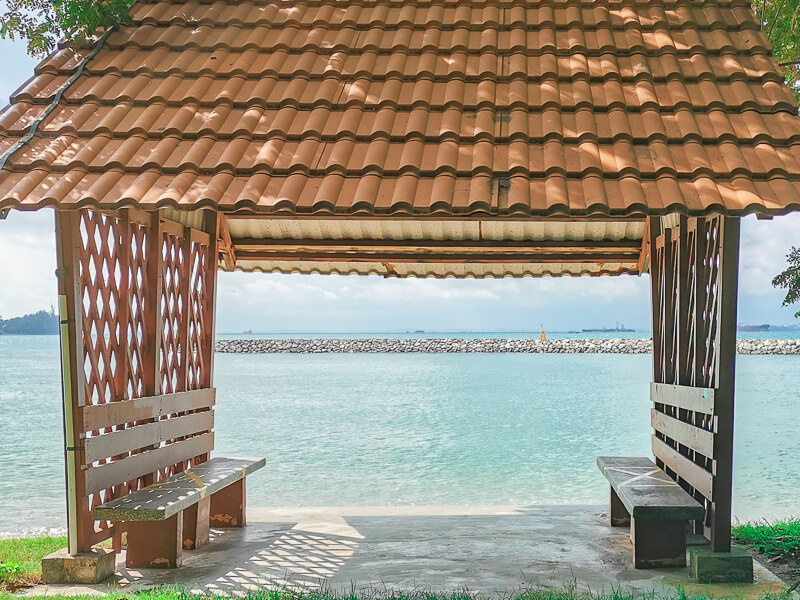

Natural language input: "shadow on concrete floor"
[25,506,785,598]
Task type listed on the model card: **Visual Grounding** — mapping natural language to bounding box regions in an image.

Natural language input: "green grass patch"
[0,586,794,600]
[732,519,800,561]
[0,535,66,591]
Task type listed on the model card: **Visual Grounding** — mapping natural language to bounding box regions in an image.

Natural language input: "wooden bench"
[597,456,705,569]
[95,456,265,568]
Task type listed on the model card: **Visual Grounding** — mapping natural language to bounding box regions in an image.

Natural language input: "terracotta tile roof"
[1,0,800,217]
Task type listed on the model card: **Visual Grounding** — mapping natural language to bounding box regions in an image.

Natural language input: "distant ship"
[737,323,770,332]
[582,322,635,333]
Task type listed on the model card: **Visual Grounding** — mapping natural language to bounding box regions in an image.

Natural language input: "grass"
[0,535,66,591]
[0,588,793,600]
[732,520,800,562]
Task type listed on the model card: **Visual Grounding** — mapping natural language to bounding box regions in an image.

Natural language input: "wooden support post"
[610,488,630,527]
[142,214,164,487]
[126,514,183,568]
[144,214,164,398]
[117,211,131,400]
[662,225,675,385]
[203,212,220,388]
[649,217,663,384]
[631,518,687,569]
[709,217,740,553]
[183,497,210,550]
[177,226,192,392]
[676,216,690,387]
[55,210,92,555]
[210,479,246,527]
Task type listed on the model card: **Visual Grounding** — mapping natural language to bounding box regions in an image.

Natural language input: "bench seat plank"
[94,456,265,522]
[597,456,704,521]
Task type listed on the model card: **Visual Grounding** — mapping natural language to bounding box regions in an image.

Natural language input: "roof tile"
[2,0,800,216]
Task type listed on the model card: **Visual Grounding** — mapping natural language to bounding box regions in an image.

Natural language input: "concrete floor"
[27,506,785,598]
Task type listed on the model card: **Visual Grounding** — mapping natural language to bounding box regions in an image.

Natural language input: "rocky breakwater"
[737,338,800,355]
[215,338,800,355]
[217,338,653,354]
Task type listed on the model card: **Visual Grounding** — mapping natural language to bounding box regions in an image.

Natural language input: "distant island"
[0,309,59,335]
[738,323,800,332]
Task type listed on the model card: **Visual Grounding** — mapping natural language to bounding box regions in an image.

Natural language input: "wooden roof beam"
[232,250,640,264]
[230,238,643,251]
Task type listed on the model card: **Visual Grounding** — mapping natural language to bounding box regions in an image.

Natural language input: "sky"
[1,38,799,333]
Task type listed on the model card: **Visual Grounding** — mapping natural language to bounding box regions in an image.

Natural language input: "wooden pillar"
[649,217,663,384]
[144,214,165,398]
[54,211,91,555]
[709,217,740,553]
[204,213,221,389]
[177,226,193,392]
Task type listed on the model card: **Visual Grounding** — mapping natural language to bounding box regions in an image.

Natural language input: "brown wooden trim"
[84,411,214,464]
[86,432,215,494]
[123,208,154,228]
[218,214,237,270]
[233,250,640,264]
[81,389,216,431]
[161,218,185,238]
[651,409,714,458]
[650,383,715,414]
[652,435,713,499]
[189,228,211,245]
[637,218,651,273]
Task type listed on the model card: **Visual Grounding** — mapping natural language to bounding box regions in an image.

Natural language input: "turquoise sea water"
[1,334,798,534]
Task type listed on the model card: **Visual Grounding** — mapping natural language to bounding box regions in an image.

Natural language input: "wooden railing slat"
[85,432,214,494]
[81,389,215,431]
[84,411,214,464]
[650,382,714,414]
[652,435,713,499]
[650,409,714,458]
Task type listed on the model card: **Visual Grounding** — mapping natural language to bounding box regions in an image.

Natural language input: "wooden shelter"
[1,0,800,570]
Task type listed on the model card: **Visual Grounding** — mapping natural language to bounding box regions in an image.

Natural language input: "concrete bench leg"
[126,513,183,568]
[210,478,246,527]
[610,488,630,527]
[183,496,210,550]
[631,517,686,569]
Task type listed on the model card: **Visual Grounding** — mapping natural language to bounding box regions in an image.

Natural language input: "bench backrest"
[81,388,216,495]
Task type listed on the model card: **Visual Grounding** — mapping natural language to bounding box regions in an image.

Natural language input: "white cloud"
[1,210,798,330]
[739,214,800,296]
[0,210,57,320]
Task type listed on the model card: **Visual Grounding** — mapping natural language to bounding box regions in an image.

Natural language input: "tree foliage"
[753,0,800,98]
[0,0,133,57]
[772,247,800,318]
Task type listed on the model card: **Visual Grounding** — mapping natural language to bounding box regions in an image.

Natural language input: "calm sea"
[1,333,798,534]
